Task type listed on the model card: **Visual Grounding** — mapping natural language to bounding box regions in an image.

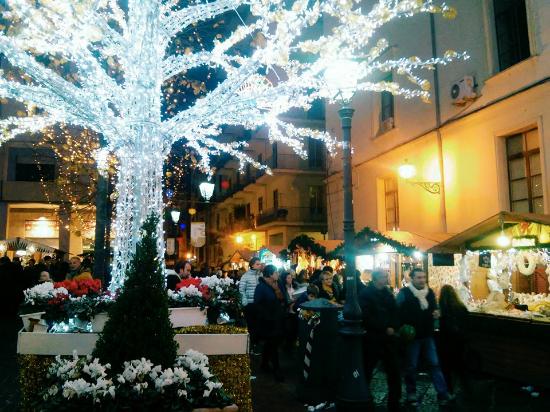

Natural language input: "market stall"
[330,227,424,288]
[428,211,550,387]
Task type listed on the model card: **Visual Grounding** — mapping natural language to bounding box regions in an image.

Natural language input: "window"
[494,0,530,71]
[258,197,263,214]
[309,186,324,215]
[308,138,324,169]
[9,148,55,182]
[384,177,399,230]
[246,203,251,217]
[272,143,278,168]
[506,129,543,214]
[273,189,279,210]
[380,74,394,129]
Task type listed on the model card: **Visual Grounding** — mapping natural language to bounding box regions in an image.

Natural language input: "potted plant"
[19,283,69,331]
[168,278,208,328]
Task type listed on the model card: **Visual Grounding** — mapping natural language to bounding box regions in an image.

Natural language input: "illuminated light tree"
[0,0,467,289]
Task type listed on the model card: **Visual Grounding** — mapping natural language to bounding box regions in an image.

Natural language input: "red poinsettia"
[54,279,102,297]
[175,277,210,299]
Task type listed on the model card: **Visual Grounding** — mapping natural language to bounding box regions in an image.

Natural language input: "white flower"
[203,380,222,397]
[23,282,68,305]
[62,378,91,399]
[177,388,187,397]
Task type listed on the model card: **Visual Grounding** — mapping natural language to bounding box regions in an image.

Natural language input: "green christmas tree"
[94,214,177,371]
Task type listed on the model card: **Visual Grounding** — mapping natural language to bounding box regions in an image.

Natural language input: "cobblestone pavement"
[2,317,549,412]
[251,345,550,412]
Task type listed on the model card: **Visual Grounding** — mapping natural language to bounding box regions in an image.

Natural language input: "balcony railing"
[256,207,326,226]
[267,154,325,171]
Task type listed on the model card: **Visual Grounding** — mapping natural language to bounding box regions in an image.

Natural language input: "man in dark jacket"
[397,268,450,407]
[359,269,401,412]
[254,264,286,382]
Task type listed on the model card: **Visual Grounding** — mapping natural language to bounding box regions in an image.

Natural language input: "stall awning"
[229,250,254,263]
[428,212,550,253]
[0,237,58,253]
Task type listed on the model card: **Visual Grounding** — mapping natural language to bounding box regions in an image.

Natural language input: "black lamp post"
[325,60,370,410]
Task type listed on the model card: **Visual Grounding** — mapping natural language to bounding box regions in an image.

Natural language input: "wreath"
[515,251,537,276]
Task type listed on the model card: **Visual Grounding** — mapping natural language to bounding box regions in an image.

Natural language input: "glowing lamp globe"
[188,208,197,216]
[323,59,360,101]
[199,181,215,202]
[236,235,244,244]
[398,161,417,180]
[170,210,181,224]
[497,233,511,248]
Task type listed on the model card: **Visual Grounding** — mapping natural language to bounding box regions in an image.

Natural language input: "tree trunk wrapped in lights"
[0,0,467,289]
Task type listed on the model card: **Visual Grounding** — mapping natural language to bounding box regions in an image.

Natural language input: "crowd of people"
[236,258,469,410]
[0,254,94,316]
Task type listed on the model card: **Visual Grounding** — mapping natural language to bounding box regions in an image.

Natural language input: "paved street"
[2,315,549,412]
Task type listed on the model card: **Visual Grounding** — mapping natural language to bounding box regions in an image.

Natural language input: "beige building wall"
[326,0,550,240]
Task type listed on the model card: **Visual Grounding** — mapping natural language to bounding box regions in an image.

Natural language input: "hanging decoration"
[330,227,418,259]
[0,1,467,289]
[515,251,537,276]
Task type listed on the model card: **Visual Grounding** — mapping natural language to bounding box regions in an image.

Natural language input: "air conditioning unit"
[450,76,477,105]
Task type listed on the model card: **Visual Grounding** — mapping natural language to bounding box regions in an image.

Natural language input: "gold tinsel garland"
[176,325,252,412]
[18,325,251,412]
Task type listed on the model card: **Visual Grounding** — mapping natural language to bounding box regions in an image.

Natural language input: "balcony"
[256,207,326,227]
[267,153,325,171]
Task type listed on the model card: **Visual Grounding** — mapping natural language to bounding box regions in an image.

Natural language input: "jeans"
[404,337,449,399]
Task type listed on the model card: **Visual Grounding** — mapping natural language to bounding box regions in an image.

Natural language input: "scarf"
[408,283,429,310]
[265,276,285,301]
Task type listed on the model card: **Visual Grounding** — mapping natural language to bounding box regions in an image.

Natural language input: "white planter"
[169,307,207,328]
[91,312,109,332]
[20,312,46,332]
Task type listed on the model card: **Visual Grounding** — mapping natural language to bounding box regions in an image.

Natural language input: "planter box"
[18,331,249,356]
[169,307,207,328]
[192,405,238,412]
[91,312,109,332]
[20,312,46,332]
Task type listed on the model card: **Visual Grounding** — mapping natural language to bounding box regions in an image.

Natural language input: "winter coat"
[359,283,399,337]
[239,269,261,306]
[396,286,437,339]
[253,277,285,339]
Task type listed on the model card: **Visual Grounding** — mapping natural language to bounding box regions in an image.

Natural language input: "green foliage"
[283,234,327,259]
[329,226,417,259]
[93,214,177,371]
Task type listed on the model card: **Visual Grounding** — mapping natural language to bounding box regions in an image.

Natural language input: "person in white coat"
[239,257,262,353]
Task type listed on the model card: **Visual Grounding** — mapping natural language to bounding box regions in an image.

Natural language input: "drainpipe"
[430,14,448,233]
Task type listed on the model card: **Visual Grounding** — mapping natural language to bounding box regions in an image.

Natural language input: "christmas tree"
[94,214,177,371]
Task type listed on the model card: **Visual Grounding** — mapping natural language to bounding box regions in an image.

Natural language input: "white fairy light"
[0,0,468,289]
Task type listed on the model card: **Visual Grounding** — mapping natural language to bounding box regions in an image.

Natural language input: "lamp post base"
[336,319,370,411]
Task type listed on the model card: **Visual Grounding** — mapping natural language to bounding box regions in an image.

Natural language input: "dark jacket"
[254,277,285,338]
[440,305,468,340]
[359,283,399,337]
[396,286,437,339]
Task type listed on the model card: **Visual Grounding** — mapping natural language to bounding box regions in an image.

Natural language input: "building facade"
[326,0,550,241]
[206,112,328,265]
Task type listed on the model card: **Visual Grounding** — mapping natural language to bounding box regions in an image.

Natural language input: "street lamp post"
[324,60,370,410]
[199,181,215,266]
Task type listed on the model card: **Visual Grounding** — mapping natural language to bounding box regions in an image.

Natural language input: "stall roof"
[0,237,59,253]
[428,212,550,253]
[229,250,255,263]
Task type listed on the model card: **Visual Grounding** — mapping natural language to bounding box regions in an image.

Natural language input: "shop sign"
[190,222,205,247]
[512,237,537,248]
[25,219,59,238]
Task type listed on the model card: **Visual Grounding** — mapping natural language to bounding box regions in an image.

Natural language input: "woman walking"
[438,284,469,395]
[254,264,286,381]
